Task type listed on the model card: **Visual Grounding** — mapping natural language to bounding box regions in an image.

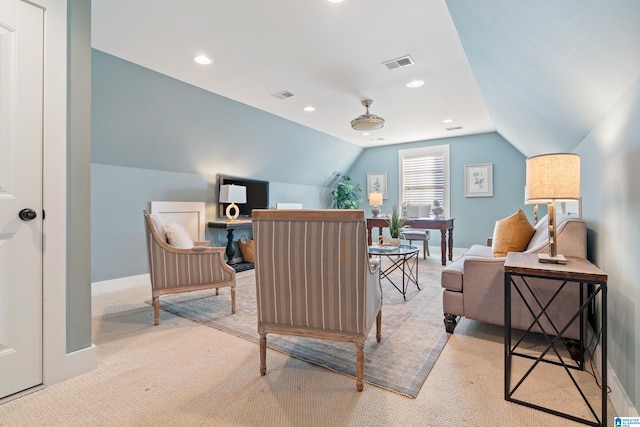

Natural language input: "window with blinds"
[399,145,450,217]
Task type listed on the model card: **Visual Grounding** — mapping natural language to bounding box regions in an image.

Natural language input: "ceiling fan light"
[351,115,385,131]
[351,99,385,131]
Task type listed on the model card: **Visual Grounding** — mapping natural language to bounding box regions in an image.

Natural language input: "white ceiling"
[91,0,640,155]
[91,0,495,148]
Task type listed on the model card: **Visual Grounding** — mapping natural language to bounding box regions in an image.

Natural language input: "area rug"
[158,255,449,398]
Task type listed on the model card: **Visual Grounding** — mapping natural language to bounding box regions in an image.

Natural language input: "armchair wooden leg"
[259,333,267,376]
[153,296,160,326]
[355,337,365,391]
[376,310,382,342]
[231,287,236,314]
[216,288,219,296]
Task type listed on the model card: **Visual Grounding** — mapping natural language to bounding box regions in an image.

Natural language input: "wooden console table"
[366,217,454,266]
[504,252,607,426]
[208,220,253,272]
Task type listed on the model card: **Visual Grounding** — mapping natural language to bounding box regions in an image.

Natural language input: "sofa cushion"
[491,209,535,257]
[164,223,194,248]
[441,256,464,292]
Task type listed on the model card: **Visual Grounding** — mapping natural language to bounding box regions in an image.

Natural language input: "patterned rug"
[158,255,449,398]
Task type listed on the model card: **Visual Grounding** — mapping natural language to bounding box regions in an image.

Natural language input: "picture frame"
[464,163,493,197]
[367,172,387,200]
[557,197,582,219]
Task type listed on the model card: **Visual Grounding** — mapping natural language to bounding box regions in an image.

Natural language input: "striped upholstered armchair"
[252,209,382,391]
[143,210,236,325]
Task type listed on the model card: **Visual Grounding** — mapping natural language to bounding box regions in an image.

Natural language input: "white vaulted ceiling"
[91,0,640,155]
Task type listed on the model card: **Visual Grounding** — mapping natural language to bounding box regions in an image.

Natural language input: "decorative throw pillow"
[491,209,535,257]
[164,223,194,248]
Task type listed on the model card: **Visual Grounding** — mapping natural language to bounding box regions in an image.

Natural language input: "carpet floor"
[159,254,449,398]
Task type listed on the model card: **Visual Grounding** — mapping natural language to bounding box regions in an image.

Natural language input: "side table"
[208,220,254,271]
[504,252,607,427]
[368,244,419,300]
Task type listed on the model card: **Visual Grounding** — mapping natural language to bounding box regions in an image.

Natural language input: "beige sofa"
[441,214,587,344]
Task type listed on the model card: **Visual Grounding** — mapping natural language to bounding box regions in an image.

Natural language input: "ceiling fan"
[351,99,385,131]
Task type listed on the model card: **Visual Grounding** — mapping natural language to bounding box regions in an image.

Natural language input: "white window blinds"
[399,145,450,216]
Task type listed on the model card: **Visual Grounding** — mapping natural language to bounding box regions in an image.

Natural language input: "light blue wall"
[67,0,92,353]
[91,49,359,282]
[346,133,529,248]
[91,49,362,185]
[575,74,640,412]
[91,163,332,282]
[91,48,532,280]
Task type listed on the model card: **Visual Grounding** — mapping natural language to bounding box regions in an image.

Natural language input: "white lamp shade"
[525,153,580,204]
[369,192,383,206]
[219,184,247,204]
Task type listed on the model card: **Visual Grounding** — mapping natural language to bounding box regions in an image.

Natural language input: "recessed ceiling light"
[406,80,424,88]
[194,55,212,65]
[362,132,371,136]
[327,0,344,3]
[304,106,315,112]
[442,118,455,123]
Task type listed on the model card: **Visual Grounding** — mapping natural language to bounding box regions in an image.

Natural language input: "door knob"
[18,208,37,221]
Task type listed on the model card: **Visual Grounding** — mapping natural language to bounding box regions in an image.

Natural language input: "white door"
[0,0,44,399]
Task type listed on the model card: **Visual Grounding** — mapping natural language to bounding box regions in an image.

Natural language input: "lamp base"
[538,253,567,264]
[225,203,240,221]
[371,206,380,217]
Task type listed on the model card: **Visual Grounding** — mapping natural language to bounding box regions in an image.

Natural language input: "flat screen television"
[218,175,269,219]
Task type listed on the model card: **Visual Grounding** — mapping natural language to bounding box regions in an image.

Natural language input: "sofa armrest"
[458,255,508,325]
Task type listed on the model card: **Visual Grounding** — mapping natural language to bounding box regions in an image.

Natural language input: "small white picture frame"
[464,163,493,197]
[367,172,388,200]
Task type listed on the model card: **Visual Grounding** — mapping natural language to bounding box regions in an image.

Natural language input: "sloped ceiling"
[447,0,640,156]
[91,0,640,156]
[90,0,494,149]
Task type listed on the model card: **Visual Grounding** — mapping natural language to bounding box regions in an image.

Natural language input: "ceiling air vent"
[271,90,294,100]
[382,55,414,70]
[445,126,463,131]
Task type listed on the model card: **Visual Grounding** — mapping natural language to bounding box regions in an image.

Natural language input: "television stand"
[207,220,253,268]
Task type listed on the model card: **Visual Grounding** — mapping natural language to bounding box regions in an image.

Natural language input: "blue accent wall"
[346,133,529,248]
[91,50,529,279]
[575,74,640,411]
[91,49,362,184]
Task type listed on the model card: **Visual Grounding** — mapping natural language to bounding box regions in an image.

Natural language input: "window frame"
[398,144,450,218]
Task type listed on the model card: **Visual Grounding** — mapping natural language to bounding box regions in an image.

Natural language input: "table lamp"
[219,184,247,221]
[369,192,383,217]
[525,153,580,263]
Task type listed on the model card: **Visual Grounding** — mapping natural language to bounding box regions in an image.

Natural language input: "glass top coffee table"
[368,244,420,300]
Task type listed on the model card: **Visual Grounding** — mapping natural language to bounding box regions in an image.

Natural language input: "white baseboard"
[64,344,97,380]
[92,274,150,296]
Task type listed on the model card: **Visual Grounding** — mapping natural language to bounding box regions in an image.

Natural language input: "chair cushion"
[164,223,194,248]
[401,228,429,239]
[491,209,535,257]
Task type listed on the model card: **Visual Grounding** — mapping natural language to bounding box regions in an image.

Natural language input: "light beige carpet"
[158,254,448,398]
[0,247,618,426]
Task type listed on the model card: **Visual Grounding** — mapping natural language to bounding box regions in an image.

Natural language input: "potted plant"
[387,205,405,247]
[329,173,362,209]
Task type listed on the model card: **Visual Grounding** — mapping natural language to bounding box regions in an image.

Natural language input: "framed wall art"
[367,172,387,199]
[464,163,493,197]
